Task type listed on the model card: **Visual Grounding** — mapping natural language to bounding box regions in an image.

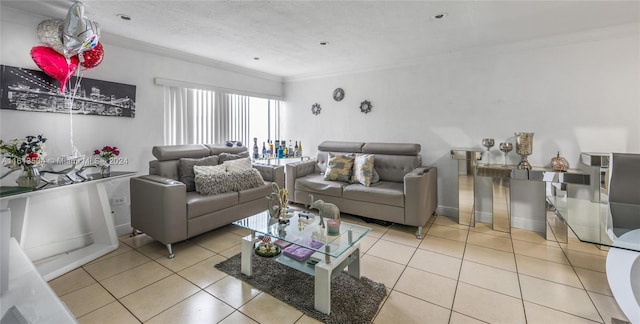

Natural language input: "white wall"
[283,24,640,230]
[0,7,283,234]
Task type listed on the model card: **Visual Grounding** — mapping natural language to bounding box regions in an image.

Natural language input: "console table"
[0,171,136,281]
[450,149,590,237]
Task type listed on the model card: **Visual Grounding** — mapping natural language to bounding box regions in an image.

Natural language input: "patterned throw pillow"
[223,157,252,172]
[195,172,232,195]
[228,169,265,191]
[194,168,265,195]
[178,156,219,191]
[323,153,355,182]
[352,154,376,186]
[193,164,226,176]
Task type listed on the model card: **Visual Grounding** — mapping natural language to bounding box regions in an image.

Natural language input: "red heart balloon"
[30,46,78,92]
[81,42,103,69]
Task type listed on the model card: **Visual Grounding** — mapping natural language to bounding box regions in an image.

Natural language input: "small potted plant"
[0,135,47,188]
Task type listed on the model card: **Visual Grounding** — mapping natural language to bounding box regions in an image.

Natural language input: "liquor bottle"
[294,141,299,157]
[253,138,259,159]
[298,141,303,156]
[283,145,288,157]
[288,141,294,157]
[269,140,274,158]
[262,142,267,158]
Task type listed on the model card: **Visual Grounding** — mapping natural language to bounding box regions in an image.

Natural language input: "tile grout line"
[559,240,608,324]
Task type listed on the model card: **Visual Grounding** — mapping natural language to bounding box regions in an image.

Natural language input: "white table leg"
[241,234,255,276]
[347,247,360,278]
[314,261,331,314]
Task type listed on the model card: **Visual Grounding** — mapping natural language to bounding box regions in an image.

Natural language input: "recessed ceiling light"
[432,13,447,20]
[320,42,328,46]
[116,14,131,21]
[254,57,260,60]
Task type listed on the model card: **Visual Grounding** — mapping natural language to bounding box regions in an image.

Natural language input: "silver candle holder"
[514,132,534,170]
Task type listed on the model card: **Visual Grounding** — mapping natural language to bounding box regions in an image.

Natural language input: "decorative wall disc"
[311,103,321,115]
[359,100,372,114]
[333,88,345,101]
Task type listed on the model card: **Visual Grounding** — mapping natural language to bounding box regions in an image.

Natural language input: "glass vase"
[16,167,41,188]
[100,164,111,177]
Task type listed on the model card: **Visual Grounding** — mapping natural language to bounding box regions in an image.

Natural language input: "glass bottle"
[269,140,274,158]
[262,142,267,158]
[252,137,259,159]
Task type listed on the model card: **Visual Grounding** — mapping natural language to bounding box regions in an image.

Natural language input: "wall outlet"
[110,197,126,205]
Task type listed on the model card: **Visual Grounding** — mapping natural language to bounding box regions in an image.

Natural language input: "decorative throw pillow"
[228,169,265,191]
[193,164,226,176]
[352,154,376,186]
[178,156,219,191]
[195,172,233,195]
[323,153,355,182]
[218,151,250,164]
[223,157,252,172]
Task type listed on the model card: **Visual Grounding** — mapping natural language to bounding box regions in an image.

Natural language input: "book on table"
[282,238,324,261]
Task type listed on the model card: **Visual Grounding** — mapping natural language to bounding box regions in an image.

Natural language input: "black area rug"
[215,253,386,324]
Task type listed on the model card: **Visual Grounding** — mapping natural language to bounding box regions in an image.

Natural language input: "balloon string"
[66,67,84,157]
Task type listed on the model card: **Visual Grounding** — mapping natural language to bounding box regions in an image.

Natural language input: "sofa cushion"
[352,154,376,187]
[223,157,252,172]
[219,151,250,163]
[186,191,238,219]
[239,182,273,204]
[323,153,355,182]
[343,181,405,207]
[295,173,345,198]
[179,156,220,191]
[373,154,421,182]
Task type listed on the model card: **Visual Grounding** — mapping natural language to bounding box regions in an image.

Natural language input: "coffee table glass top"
[233,210,370,258]
[547,196,640,252]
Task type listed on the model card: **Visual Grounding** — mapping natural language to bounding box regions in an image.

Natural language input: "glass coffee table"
[233,210,370,314]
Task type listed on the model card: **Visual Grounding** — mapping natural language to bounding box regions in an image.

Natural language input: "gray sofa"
[286,141,437,238]
[130,144,284,258]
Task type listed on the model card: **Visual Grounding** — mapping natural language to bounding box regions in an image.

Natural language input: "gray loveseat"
[130,144,284,258]
[286,141,437,238]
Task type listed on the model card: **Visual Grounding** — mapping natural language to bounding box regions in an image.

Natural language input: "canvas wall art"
[0,65,136,118]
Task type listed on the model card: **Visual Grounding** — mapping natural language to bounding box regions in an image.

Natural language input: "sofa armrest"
[253,164,285,189]
[285,159,318,194]
[130,175,187,245]
[404,166,438,227]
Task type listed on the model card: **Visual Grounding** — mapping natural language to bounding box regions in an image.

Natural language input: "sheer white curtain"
[163,87,215,145]
[214,92,250,145]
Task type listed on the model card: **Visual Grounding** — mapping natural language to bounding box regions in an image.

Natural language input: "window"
[163,86,281,148]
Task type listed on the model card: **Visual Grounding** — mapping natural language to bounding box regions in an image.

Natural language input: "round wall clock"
[311,103,321,115]
[359,100,372,114]
[333,88,345,101]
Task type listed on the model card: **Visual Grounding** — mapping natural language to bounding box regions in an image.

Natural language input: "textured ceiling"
[3,0,640,79]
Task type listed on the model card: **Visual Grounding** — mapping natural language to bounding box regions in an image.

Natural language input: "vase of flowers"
[93,145,120,177]
[0,135,47,188]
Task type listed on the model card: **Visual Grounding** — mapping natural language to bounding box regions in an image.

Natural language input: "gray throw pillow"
[229,169,265,191]
[218,151,250,164]
[178,155,219,191]
[195,172,233,195]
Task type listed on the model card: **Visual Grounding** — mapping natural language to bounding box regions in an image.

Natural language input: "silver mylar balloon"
[37,19,65,54]
[62,1,101,59]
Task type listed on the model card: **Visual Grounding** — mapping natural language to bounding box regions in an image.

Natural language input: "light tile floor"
[48,214,630,323]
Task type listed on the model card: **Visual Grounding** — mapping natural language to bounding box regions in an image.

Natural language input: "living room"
[1,1,639,323]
